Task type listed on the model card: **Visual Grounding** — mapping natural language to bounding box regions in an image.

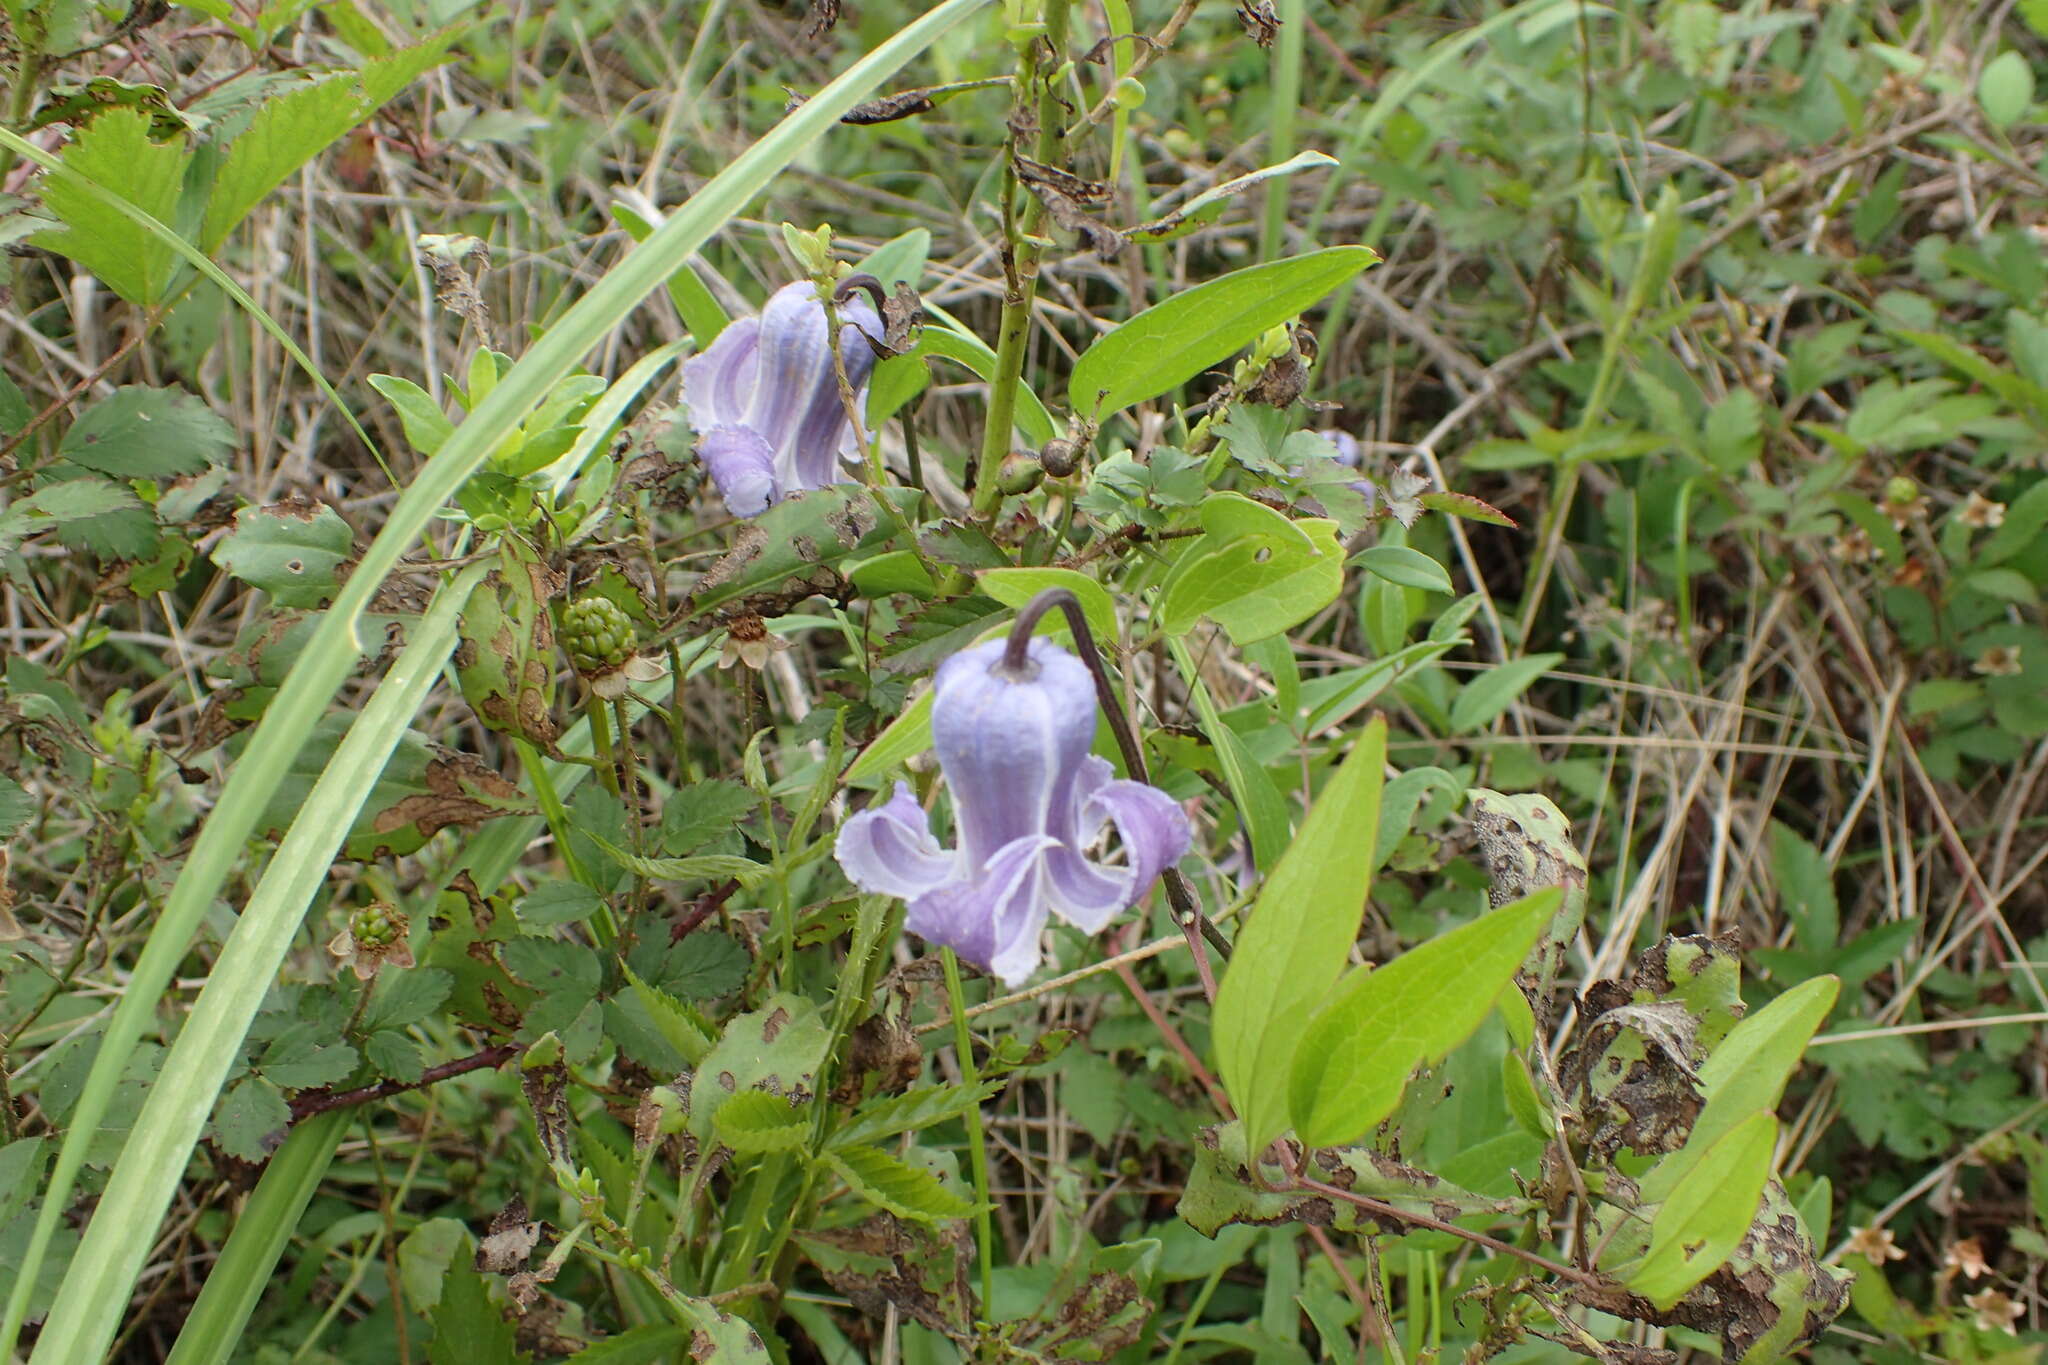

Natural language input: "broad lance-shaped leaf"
[1619,1110,1777,1310]
[1069,246,1378,416]
[1212,717,1386,1159]
[1288,887,1562,1150]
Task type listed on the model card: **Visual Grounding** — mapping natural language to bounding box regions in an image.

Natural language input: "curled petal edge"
[834,785,955,901]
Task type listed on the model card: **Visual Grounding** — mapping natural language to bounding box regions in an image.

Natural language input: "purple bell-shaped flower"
[682,280,883,517]
[834,637,1192,986]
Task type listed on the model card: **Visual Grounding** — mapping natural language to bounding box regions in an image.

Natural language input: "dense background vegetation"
[1,0,2045,1360]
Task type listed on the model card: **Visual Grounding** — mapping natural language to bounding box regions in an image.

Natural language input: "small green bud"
[1111,76,1146,110]
[998,452,1044,495]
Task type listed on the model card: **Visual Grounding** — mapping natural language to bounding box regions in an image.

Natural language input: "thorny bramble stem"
[999,588,1232,962]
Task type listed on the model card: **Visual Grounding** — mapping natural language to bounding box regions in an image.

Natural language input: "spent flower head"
[329,901,414,980]
[1973,644,2023,677]
[1964,1286,2023,1334]
[1956,490,2006,529]
[1846,1224,1907,1263]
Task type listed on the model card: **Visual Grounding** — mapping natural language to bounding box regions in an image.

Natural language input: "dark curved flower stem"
[1001,589,1231,963]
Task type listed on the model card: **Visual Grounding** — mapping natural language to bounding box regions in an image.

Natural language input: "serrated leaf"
[365,1030,424,1084]
[0,479,143,552]
[624,966,715,1066]
[875,594,1006,679]
[0,776,30,839]
[630,931,750,1000]
[363,968,453,1033]
[203,39,456,249]
[827,1143,974,1222]
[518,879,605,929]
[1070,247,1378,416]
[584,832,767,888]
[29,107,191,305]
[659,779,758,855]
[830,1081,999,1150]
[1288,888,1561,1149]
[58,385,234,480]
[428,1261,530,1365]
[260,1026,359,1090]
[209,1077,290,1163]
[713,1089,811,1153]
[688,995,831,1144]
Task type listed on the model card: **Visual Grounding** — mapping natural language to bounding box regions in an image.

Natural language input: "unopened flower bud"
[998,452,1044,495]
[1039,438,1080,478]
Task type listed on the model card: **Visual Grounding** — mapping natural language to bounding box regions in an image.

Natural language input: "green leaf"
[203,40,455,250]
[1212,718,1387,1157]
[1448,653,1563,733]
[975,567,1118,643]
[0,1140,46,1231]
[210,499,356,608]
[1170,636,1291,872]
[624,966,715,1066]
[1069,246,1378,416]
[1126,150,1339,244]
[843,688,935,785]
[1352,545,1453,594]
[0,479,143,552]
[362,968,453,1033]
[827,1143,974,1222]
[208,1078,290,1164]
[660,780,759,854]
[1979,478,2048,567]
[830,1081,1001,1150]
[688,995,832,1144]
[368,374,455,456]
[583,832,767,888]
[713,1089,811,1153]
[914,316,1058,447]
[1639,975,1838,1207]
[1160,495,1344,644]
[685,483,909,614]
[1623,1111,1776,1309]
[518,879,605,929]
[1979,50,2034,129]
[58,386,234,480]
[428,1261,531,1365]
[1767,823,1837,956]
[364,1031,423,1084]
[1288,888,1561,1149]
[29,107,191,305]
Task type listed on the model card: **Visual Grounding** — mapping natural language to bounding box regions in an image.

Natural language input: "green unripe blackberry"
[562,596,635,671]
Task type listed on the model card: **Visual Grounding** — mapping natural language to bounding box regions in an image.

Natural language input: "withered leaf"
[476,1193,542,1274]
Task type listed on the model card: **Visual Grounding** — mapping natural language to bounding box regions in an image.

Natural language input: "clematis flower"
[834,637,1191,987]
[682,280,883,517]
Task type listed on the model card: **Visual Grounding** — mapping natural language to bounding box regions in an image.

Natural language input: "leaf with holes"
[59,386,235,481]
[211,500,356,609]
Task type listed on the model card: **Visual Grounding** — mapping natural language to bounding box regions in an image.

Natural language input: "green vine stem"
[973,0,1074,516]
[942,947,997,1313]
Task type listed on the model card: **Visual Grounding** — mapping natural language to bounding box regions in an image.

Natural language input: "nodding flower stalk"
[682,279,884,516]
[834,594,1191,986]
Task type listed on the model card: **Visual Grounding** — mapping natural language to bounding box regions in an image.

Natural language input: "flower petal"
[906,834,1060,986]
[682,317,760,431]
[932,638,1098,868]
[835,785,956,900]
[696,426,778,517]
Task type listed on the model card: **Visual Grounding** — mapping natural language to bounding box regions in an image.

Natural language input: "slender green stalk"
[2,7,994,1354]
[1260,0,1304,259]
[973,0,1074,514]
[942,948,995,1313]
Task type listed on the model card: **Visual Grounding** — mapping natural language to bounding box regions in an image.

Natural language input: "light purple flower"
[835,638,1192,986]
[683,280,883,517]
